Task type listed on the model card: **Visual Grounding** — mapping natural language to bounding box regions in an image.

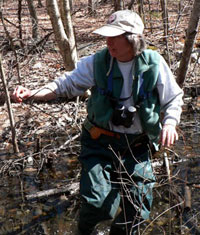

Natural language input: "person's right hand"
[12,85,31,103]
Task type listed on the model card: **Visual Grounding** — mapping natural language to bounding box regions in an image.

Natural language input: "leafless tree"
[128,0,136,10]
[26,0,39,40]
[88,0,97,14]
[138,0,144,16]
[160,0,170,66]
[38,0,43,7]
[46,0,78,70]
[114,0,124,11]
[69,0,72,11]
[176,0,200,87]
[18,0,23,46]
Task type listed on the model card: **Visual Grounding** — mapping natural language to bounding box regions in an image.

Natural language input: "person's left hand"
[160,124,178,147]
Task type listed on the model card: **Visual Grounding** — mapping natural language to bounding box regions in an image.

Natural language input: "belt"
[83,119,152,153]
[83,118,120,139]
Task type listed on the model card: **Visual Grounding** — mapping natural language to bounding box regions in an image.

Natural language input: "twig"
[164,152,171,181]
[57,133,80,151]
[26,31,53,55]
[184,185,191,210]
[0,10,21,83]
[164,151,172,234]
[141,201,184,235]
[0,54,19,153]
[2,15,20,28]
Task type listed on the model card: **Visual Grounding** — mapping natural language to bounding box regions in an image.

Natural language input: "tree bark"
[114,0,124,11]
[59,0,78,65]
[26,0,39,40]
[176,0,200,87]
[88,0,95,14]
[138,0,146,26]
[69,0,73,11]
[38,0,43,7]
[160,0,169,36]
[128,0,136,10]
[160,0,170,66]
[18,0,23,47]
[46,0,77,70]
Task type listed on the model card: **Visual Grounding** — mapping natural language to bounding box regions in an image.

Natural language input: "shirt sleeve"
[50,54,95,99]
[157,55,184,126]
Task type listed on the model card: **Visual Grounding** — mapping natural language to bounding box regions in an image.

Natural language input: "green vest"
[85,48,162,144]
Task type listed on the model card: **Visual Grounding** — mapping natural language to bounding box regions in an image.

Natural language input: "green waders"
[78,128,155,235]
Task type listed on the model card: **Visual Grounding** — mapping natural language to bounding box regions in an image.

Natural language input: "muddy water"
[0,113,200,234]
[0,159,76,234]
[145,108,200,235]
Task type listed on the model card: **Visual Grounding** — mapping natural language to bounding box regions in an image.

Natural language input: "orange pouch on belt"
[89,126,120,139]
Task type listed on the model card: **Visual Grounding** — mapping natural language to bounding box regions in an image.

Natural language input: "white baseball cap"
[93,10,144,37]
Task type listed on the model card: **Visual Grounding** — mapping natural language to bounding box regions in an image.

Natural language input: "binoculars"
[111,104,136,128]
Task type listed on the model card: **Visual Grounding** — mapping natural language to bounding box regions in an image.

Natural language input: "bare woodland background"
[0,0,200,234]
[0,0,200,152]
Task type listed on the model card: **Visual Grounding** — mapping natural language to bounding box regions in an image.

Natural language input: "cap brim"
[93,25,125,37]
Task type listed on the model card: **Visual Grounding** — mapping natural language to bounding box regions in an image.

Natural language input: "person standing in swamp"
[12,10,183,235]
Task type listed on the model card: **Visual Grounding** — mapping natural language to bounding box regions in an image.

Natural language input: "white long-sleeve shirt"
[48,53,183,134]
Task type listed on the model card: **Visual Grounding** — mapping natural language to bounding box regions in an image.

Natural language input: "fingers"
[12,86,21,102]
[161,124,178,147]
[22,88,31,99]
[12,86,31,103]
[15,86,22,102]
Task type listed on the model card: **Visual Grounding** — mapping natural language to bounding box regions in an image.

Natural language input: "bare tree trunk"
[138,0,143,15]
[160,0,170,66]
[69,0,72,11]
[18,0,23,47]
[38,0,43,7]
[46,0,77,70]
[160,0,169,36]
[176,0,200,87]
[88,0,97,14]
[128,0,136,10]
[138,0,146,26]
[59,0,78,64]
[26,0,39,40]
[0,55,19,153]
[147,0,153,34]
[114,0,124,11]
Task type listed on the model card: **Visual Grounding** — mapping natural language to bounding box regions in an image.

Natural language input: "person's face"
[106,34,134,62]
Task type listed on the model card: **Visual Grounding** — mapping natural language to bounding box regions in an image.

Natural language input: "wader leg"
[78,202,101,234]
[109,151,155,235]
[109,182,153,235]
[78,157,120,234]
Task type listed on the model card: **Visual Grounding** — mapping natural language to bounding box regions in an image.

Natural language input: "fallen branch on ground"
[25,182,79,200]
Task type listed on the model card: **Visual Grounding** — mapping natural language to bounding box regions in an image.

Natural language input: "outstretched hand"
[160,124,178,147]
[12,85,31,103]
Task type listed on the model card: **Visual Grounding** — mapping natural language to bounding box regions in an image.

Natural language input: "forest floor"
[0,0,200,234]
